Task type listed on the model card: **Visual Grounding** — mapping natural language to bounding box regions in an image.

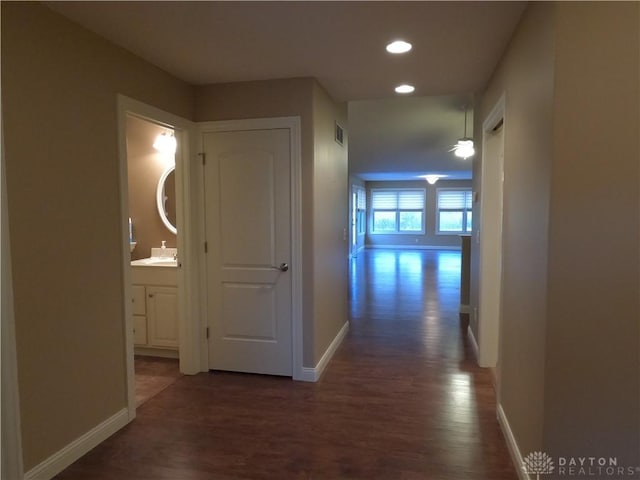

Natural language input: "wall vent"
[335,122,344,146]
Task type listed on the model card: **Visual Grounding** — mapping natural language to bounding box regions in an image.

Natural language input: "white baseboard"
[298,321,349,382]
[497,404,530,480]
[366,244,461,251]
[467,324,480,362]
[24,408,129,480]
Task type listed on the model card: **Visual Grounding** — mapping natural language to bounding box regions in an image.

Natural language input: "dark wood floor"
[57,249,517,479]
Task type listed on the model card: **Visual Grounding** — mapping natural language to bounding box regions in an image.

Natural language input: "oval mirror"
[156,165,177,234]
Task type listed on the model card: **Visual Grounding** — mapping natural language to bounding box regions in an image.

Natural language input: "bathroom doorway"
[126,115,181,405]
[117,95,200,418]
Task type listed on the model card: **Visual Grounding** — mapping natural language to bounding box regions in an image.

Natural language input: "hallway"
[57,249,517,479]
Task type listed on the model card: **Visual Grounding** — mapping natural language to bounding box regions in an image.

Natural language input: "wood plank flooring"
[56,249,517,479]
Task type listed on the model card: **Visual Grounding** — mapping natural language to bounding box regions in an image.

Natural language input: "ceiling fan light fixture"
[451,106,475,159]
[453,139,475,159]
[395,84,415,94]
[386,40,412,54]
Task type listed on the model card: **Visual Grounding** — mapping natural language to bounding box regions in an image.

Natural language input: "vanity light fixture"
[386,40,412,54]
[153,131,177,155]
[395,84,415,94]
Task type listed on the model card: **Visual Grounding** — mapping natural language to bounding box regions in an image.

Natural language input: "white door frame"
[350,186,357,258]
[196,117,304,380]
[351,184,366,258]
[117,95,201,420]
[478,93,506,368]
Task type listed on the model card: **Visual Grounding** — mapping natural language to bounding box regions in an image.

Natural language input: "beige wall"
[126,116,177,260]
[366,180,472,249]
[476,1,555,457]
[544,1,639,466]
[1,2,195,470]
[476,1,640,468]
[311,81,349,365]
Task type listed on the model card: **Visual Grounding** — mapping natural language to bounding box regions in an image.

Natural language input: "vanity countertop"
[131,257,177,267]
[131,258,177,286]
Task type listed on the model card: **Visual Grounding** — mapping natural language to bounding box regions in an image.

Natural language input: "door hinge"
[206,327,210,339]
[198,152,206,166]
[204,241,208,253]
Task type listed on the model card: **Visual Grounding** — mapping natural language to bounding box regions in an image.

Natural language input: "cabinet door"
[132,285,146,316]
[133,315,147,345]
[147,286,179,348]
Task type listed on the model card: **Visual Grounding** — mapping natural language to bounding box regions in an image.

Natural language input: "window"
[437,189,473,233]
[371,189,425,234]
[356,188,366,235]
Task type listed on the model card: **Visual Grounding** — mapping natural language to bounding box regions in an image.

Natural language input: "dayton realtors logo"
[523,452,640,478]
[522,451,555,479]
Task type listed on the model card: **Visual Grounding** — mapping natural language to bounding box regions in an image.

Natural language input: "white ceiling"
[46,1,527,180]
[349,94,475,181]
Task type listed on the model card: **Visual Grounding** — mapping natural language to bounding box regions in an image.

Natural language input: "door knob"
[277,263,289,272]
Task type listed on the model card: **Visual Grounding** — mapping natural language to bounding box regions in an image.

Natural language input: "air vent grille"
[335,123,344,146]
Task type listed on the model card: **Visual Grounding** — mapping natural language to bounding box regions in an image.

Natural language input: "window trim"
[370,188,426,235]
[436,188,473,235]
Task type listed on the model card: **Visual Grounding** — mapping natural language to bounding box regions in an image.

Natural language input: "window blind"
[372,190,425,210]
[437,190,472,209]
[398,191,425,209]
[357,189,366,210]
[372,191,398,209]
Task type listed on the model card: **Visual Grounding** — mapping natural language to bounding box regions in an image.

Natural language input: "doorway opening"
[117,95,200,417]
[125,115,182,406]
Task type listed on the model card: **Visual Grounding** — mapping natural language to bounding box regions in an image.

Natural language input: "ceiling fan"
[450,106,475,159]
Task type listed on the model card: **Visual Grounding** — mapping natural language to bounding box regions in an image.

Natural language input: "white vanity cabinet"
[131,264,178,355]
[146,286,178,348]
[132,285,147,345]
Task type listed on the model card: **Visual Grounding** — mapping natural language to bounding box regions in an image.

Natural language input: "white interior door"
[203,128,292,376]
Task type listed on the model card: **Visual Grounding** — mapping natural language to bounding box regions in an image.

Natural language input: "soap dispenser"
[161,240,167,254]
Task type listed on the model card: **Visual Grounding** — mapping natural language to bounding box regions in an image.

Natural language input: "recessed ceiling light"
[395,84,415,94]
[386,40,412,54]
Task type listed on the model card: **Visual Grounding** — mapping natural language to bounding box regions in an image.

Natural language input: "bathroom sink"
[130,256,177,267]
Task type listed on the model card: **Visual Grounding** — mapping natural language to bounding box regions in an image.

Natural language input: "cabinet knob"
[148,293,154,298]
